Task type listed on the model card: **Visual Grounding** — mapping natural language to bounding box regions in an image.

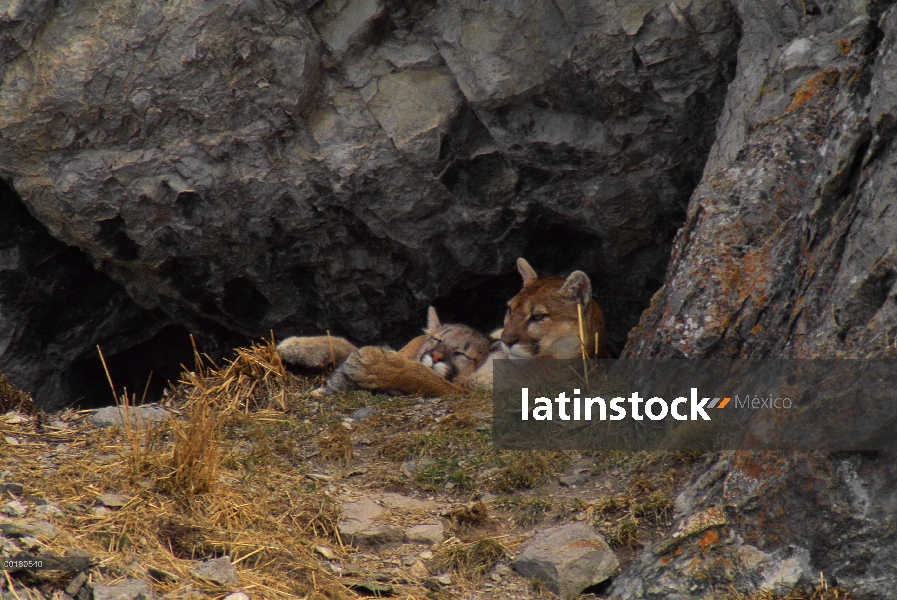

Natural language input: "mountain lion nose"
[431,352,443,362]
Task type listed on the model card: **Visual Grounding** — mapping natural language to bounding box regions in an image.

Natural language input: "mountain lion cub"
[275,257,609,395]
[277,306,491,396]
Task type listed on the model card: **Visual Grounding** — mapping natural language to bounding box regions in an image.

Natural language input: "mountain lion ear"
[560,271,592,305]
[517,258,538,284]
[426,306,441,330]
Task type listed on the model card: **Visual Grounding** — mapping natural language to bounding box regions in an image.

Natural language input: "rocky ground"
[0,348,859,600]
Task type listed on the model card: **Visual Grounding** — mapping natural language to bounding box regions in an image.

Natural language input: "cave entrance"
[66,324,197,409]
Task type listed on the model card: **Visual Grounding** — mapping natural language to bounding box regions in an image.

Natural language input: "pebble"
[191,556,239,586]
[97,493,131,508]
[1,501,27,518]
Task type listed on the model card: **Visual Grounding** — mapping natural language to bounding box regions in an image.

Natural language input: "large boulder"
[0,0,739,409]
[618,0,897,596]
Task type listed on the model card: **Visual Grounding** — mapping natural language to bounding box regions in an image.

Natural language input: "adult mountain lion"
[276,257,608,395]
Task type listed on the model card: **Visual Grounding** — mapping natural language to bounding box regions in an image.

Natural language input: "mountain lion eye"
[530,314,548,323]
[454,351,470,359]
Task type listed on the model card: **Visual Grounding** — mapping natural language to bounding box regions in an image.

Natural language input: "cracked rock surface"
[0,0,738,409]
[620,0,897,596]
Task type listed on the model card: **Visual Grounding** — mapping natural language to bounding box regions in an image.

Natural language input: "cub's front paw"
[276,336,357,369]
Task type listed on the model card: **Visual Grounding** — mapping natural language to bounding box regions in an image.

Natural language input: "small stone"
[353,524,406,547]
[401,555,418,567]
[0,520,58,540]
[340,420,353,430]
[444,482,455,491]
[92,507,111,517]
[17,535,41,550]
[348,582,393,595]
[191,556,238,587]
[337,498,384,542]
[306,473,332,482]
[0,483,24,496]
[0,537,19,554]
[419,550,434,560]
[408,559,430,578]
[400,460,418,477]
[434,573,452,586]
[1,501,27,518]
[90,405,170,429]
[97,494,131,508]
[512,523,619,599]
[351,407,376,421]
[65,572,88,596]
[32,505,63,519]
[222,593,250,600]
[314,545,336,560]
[91,578,153,600]
[559,473,588,487]
[406,522,444,545]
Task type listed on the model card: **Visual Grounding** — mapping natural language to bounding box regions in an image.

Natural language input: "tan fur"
[500,258,609,360]
[278,258,609,397]
[275,336,358,368]
[279,307,490,396]
[320,347,464,397]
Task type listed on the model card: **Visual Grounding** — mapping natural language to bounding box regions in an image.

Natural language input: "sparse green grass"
[488,451,568,493]
[415,457,474,491]
[494,495,553,527]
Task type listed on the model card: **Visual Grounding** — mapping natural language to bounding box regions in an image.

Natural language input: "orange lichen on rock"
[838,39,851,56]
[785,68,840,114]
[698,529,719,553]
[732,450,790,480]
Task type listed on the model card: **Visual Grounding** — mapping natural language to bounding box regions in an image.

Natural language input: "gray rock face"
[618,0,897,597]
[610,453,897,598]
[0,181,197,410]
[512,523,619,599]
[0,0,739,409]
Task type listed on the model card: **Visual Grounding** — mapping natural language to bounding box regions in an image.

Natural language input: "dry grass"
[445,501,493,534]
[1,339,855,600]
[487,451,568,493]
[317,424,355,466]
[725,578,857,600]
[0,416,354,598]
[0,372,36,415]
[430,536,511,583]
[0,341,359,599]
[176,334,291,415]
